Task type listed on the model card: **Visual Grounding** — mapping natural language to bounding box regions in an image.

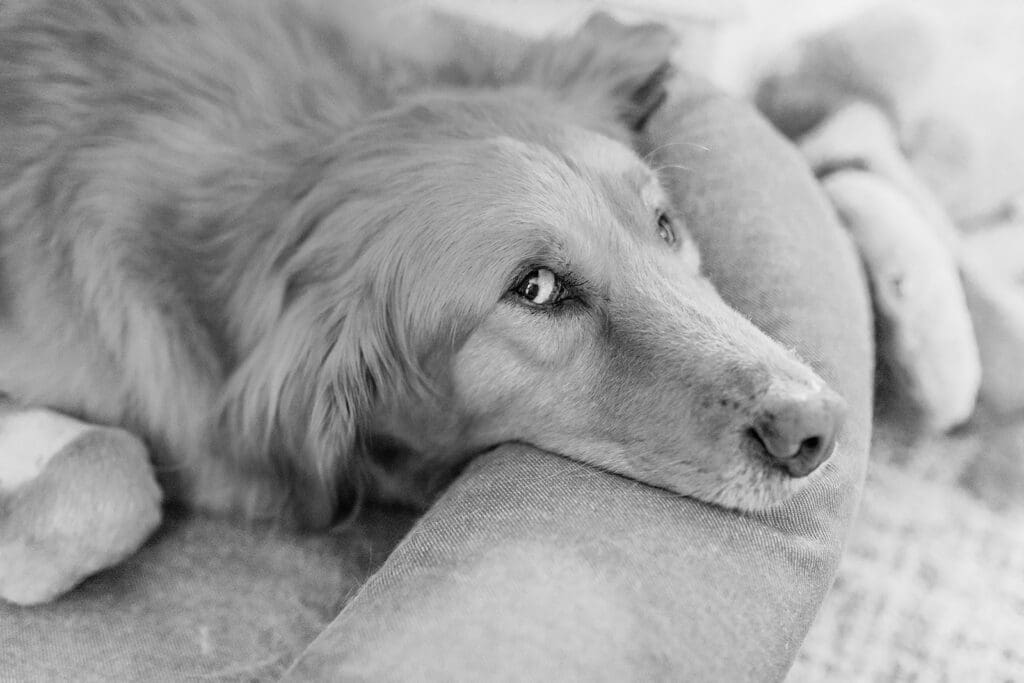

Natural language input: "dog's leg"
[0,399,161,605]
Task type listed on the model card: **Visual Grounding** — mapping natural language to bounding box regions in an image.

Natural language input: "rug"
[789,409,1024,681]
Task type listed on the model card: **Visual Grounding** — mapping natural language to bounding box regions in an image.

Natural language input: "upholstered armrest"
[283,77,873,682]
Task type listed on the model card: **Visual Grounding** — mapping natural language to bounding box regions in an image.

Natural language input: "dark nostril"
[787,433,833,477]
[749,388,846,478]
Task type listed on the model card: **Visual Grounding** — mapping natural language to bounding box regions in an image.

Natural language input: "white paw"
[0,411,162,605]
[0,408,89,491]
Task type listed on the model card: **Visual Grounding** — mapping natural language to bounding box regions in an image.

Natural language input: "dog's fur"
[0,0,843,528]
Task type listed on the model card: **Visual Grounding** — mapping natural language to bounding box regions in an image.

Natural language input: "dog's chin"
[684,444,830,513]
[524,428,827,513]
[657,419,838,512]
[694,460,815,513]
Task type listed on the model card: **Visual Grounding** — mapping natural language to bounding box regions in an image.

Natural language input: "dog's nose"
[750,385,846,477]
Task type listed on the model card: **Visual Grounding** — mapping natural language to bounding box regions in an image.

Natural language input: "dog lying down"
[0,0,846,604]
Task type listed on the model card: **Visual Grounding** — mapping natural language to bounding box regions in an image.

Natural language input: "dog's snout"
[750,385,846,478]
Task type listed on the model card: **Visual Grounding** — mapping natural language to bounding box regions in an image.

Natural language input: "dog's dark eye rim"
[508,266,582,309]
[512,267,567,307]
[656,210,677,245]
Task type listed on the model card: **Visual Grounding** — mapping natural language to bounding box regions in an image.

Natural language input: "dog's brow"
[632,168,657,196]
[640,176,664,208]
[560,129,643,183]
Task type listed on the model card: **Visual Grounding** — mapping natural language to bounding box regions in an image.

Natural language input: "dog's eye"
[514,268,565,306]
[656,211,676,245]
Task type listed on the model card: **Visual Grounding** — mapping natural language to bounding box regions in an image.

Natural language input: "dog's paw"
[0,409,161,605]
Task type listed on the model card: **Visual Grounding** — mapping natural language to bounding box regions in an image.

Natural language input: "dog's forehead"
[558,127,660,196]
[487,131,658,200]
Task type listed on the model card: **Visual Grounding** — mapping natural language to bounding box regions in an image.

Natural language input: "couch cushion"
[0,509,414,681]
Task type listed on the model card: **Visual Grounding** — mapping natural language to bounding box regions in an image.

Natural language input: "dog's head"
[225,15,846,524]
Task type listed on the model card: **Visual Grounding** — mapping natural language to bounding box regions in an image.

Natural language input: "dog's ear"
[517,12,677,134]
[218,269,439,528]
[217,290,385,528]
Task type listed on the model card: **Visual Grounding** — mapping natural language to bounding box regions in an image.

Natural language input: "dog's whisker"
[643,140,711,163]
[653,163,694,175]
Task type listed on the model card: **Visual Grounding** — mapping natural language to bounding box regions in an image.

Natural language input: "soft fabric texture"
[789,413,1024,681]
[0,77,872,680]
[0,509,415,681]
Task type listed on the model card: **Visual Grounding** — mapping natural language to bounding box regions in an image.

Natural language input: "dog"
[0,0,845,584]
